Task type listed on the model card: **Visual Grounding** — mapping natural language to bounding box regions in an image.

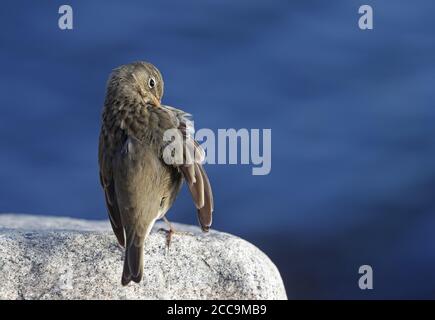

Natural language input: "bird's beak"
[145,94,161,107]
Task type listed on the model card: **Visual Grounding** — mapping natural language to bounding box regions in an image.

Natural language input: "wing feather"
[99,134,126,247]
[160,105,213,231]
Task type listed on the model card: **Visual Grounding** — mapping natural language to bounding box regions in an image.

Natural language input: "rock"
[0,214,287,300]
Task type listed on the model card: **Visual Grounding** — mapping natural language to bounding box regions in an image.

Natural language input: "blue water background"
[1,1,435,298]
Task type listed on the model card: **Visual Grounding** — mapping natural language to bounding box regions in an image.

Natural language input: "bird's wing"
[158,105,214,231]
[98,132,126,247]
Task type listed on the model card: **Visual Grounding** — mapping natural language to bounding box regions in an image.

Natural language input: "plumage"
[98,61,213,285]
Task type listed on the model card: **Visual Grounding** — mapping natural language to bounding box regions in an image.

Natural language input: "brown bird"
[98,61,213,286]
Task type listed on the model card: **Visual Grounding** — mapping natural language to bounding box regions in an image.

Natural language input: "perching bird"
[98,61,213,286]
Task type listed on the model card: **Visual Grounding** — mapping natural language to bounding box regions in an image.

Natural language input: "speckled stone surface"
[0,214,287,300]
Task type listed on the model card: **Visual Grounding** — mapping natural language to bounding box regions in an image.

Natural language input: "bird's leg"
[162,216,175,248]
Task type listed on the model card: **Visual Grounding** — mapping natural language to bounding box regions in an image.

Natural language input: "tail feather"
[121,252,132,286]
[121,233,145,286]
[128,236,144,279]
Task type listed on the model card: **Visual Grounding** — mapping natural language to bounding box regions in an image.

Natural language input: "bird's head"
[106,61,164,107]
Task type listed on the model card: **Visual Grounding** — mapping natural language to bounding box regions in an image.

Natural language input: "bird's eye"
[148,77,156,89]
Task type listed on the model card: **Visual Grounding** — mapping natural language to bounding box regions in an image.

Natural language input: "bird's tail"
[121,231,145,286]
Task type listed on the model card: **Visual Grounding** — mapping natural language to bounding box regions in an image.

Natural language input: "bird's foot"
[158,227,174,248]
[158,216,176,249]
[158,217,192,249]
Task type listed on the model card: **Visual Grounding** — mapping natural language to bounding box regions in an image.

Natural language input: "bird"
[98,61,213,286]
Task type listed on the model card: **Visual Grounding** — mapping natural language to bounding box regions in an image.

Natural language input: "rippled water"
[1,1,435,298]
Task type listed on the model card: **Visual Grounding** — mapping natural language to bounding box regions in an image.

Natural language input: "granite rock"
[0,214,287,300]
